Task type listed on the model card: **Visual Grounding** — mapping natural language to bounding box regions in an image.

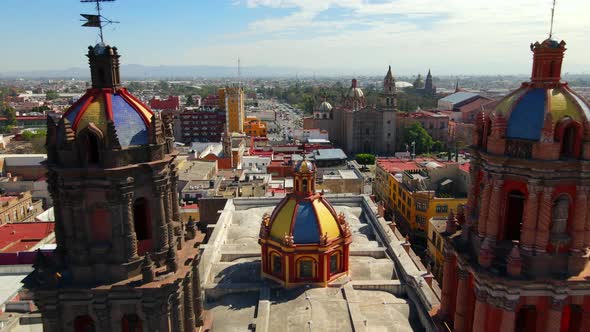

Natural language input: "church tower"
[439,35,590,332]
[25,43,205,332]
[424,69,436,95]
[381,65,397,110]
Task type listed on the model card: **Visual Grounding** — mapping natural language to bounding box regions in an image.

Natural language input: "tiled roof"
[0,222,55,253]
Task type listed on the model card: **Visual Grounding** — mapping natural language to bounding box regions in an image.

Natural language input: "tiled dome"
[267,196,343,244]
[494,84,590,141]
[293,158,315,173]
[318,101,333,112]
[63,88,153,147]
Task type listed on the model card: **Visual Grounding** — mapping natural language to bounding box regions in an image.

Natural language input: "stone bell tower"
[25,44,205,332]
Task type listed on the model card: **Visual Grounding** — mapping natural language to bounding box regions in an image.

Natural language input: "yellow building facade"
[375,158,468,241]
[223,86,245,133]
[0,191,35,224]
[244,116,267,137]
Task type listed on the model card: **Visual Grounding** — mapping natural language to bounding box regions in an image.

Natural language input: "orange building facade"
[440,36,590,332]
[244,116,267,137]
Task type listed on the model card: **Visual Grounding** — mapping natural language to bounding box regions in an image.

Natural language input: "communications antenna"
[80,0,119,43]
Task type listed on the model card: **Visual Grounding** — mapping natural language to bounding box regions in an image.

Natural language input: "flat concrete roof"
[200,197,427,331]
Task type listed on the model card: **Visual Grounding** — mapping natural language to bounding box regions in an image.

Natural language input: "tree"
[2,105,17,127]
[401,122,435,155]
[45,90,60,100]
[355,153,376,166]
[186,95,194,106]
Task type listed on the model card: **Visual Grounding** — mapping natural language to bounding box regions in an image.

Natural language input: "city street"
[260,99,303,142]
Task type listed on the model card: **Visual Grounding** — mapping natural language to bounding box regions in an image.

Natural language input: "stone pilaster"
[485,175,504,242]
[453,268,470,332]
[478,173,492,238]
[498,299,518,332]
[472,289,488,332]
[535,186,554,253]
[546,297,567,332]
[440,246,457,318]
[521,181,541,251]
[466,163,480,221]
[171,171,181,221]
[171,291,184,332]
[107,190,124,262]
[154,185,169,252]
[571,186,589,253]
[122,192,138,261]
[184,275,195,331]
[192,259,204,326]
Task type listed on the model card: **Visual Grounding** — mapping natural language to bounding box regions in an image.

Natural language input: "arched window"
[121,314,143,332]
[550,195,571,248]
[298,258,315,279]
[271,253,282,276]
[556,118,582,159]
[504,190,525,242]
[323,113,327,119]
[133,198,152,255]
[329,253,340,274]
[516,306,537,331]
[74,315,95,332]
[85,132,100,164]
[302,179,308,193]
[560,125,577,158]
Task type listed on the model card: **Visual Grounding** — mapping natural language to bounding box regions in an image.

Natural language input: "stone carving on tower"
[25,41,205,332]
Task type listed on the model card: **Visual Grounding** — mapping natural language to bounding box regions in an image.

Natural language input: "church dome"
[494,84,590,141]
[267,195,344,244]
[63,88,153,147]
[347,79,364,99]
[259,157,352,287]
[294,158,315,173]
[318,100,333,112]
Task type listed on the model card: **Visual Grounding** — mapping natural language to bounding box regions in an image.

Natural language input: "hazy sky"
[1,0,589,75]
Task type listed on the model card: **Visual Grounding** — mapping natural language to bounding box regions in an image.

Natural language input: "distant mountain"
[0,64,311,79]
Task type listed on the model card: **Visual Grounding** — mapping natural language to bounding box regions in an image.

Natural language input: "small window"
[272,254,282,275]
[299,259,314,279]
[330,254,339,274]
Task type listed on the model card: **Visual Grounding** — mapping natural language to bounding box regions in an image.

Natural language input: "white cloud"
[195,0,590,74]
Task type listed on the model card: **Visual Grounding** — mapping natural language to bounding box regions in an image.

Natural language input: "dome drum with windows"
[259,157,352,287]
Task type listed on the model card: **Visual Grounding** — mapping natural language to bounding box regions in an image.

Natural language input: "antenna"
[549,0,556,39]
[80,0,119,43]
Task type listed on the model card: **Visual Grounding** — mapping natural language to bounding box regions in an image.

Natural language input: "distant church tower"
[381,65,397,109]
[25,43,204,332]
[424,69,436,95]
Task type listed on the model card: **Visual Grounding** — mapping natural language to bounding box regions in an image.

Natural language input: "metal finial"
[549,0,557,39]
[81,0,119,43]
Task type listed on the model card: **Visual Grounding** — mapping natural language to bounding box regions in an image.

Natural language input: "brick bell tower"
[24,44,205,332]
[438,35,590,332]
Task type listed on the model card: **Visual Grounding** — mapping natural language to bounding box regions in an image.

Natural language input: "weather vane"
[80,0,119,43]
[549,0,557,39]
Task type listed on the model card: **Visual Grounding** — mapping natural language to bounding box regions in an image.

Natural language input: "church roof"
[62,88,153,147]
